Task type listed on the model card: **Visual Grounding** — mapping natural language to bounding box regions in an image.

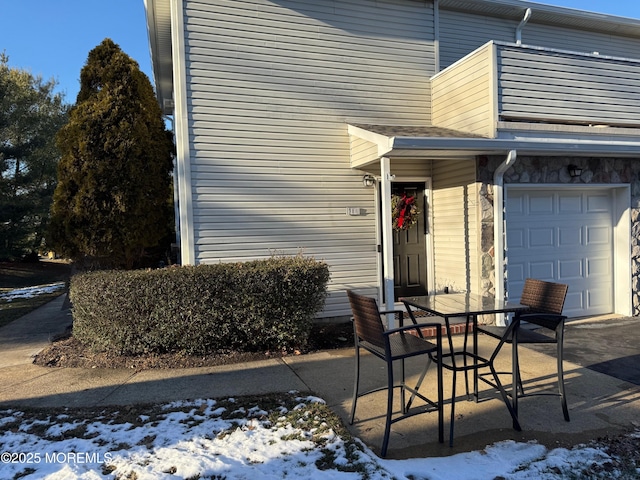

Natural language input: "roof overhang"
[144,0,640,117]
[348,124,640,168]
[144,0,173,115]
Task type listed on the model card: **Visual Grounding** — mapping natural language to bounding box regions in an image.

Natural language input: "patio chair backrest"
[520,278,568,315]
[347,290,386,348]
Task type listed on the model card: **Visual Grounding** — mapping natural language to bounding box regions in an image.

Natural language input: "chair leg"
[437,354,444,444]
[557,330,570,422]
[449,369,457,447]
[515,345,525,396]
[400,358,407,414]
[381,360,395,457]
[350,344,360,425]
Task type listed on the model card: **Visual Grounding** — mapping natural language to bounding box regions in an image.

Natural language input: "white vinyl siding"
[431,159,479,294]
[359,159,433,179]
[438,8,640,69]
[438,9,513,69]
[523,23,640,59]
[349,137,380,170]
[431,43,495,137]
[390,159,433,179]
[498,45,640,127]
[432,40,640,136]
[182,0,435,317]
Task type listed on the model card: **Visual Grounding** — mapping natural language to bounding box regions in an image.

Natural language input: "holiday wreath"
[392,193,420,231]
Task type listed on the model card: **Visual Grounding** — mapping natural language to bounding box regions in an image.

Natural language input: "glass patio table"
[400,293,529,446]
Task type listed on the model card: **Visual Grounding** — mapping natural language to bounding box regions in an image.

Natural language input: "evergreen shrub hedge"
[70,256,330,356]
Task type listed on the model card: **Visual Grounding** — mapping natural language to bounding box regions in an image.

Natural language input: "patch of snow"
[0,396,622,480]
[0,282,65,302]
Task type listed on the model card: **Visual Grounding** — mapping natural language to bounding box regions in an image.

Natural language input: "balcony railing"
[431,41,640,138]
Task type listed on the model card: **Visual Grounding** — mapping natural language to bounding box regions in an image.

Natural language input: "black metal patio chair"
[477,278,570,421]
[347,290,444,457]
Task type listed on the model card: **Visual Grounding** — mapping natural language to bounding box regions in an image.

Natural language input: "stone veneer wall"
[477,155,640,316]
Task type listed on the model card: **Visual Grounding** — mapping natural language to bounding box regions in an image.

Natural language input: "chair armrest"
[519,313,566,331]
[476,324,508,340]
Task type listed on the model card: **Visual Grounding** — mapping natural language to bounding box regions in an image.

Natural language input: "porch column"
[380,156,396,327]
[494,149,517,326]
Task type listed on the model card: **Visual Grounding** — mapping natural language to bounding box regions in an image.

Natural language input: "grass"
[0,393,376,479]
[0,259,72,328]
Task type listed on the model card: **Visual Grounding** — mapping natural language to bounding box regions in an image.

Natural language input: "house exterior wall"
[433,41,640,138]
[477,156,640,315]
[439,9,513,69]
[431,159,480,294]
[349,137,380,169]
[438,8,640,70]
[497,45,640,127]
[523,22,640,58]
[389,159,433,179]
[154,0,640,320]
[180,0,436,317]
[431,43,495,137]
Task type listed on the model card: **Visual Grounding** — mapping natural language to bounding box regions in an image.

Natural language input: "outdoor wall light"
[567,164,583,178]
[362,174,376,187]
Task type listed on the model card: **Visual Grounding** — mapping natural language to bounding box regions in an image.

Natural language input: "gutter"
[493,150,517,325]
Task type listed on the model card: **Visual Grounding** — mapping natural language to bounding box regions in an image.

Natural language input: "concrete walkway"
[1,295,639,459]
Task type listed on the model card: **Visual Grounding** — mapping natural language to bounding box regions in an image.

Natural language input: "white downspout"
[515,8,532,45]
[494,150,517,326]
[380,157,396,328]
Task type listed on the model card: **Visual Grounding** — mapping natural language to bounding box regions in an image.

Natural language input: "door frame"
[376,176,435,306]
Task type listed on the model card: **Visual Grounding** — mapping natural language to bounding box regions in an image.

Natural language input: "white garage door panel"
[566,291,585,310]
[558,227,581,246]
[506,188,613,318]
[558,259,582,279]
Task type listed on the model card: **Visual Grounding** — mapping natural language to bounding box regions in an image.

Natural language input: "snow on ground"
[0,283,65,302]
[0,393,630,480]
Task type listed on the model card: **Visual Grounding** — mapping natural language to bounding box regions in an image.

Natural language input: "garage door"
[505,188,613,318]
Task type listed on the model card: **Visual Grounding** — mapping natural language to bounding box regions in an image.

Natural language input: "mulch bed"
[33,322,354,370]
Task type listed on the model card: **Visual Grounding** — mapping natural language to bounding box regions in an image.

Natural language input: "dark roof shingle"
[350,124,486,139]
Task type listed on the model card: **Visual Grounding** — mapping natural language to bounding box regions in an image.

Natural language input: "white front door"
[505,187,614,318]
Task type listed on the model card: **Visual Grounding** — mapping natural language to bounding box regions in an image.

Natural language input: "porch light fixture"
[567,164,583,178]
[362,174,376,187]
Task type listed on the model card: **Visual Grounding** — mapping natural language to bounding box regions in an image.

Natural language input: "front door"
[392,182,428,300]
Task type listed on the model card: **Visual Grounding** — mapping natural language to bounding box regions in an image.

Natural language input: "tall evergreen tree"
[0,53,68,260]
[49,39,174,269]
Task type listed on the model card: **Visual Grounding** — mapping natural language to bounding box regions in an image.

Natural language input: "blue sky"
[1,0,639,104]
[1,0,151,102]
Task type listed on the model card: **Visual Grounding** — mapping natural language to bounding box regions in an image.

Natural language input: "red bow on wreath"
[396,194,415,229]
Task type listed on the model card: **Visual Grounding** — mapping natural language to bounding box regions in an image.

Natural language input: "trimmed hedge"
[70,256,330,356]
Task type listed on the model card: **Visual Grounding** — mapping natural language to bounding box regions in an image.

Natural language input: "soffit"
[145,0,173,114]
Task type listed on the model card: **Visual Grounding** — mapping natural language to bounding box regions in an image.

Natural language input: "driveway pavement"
[562,317,640,386]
